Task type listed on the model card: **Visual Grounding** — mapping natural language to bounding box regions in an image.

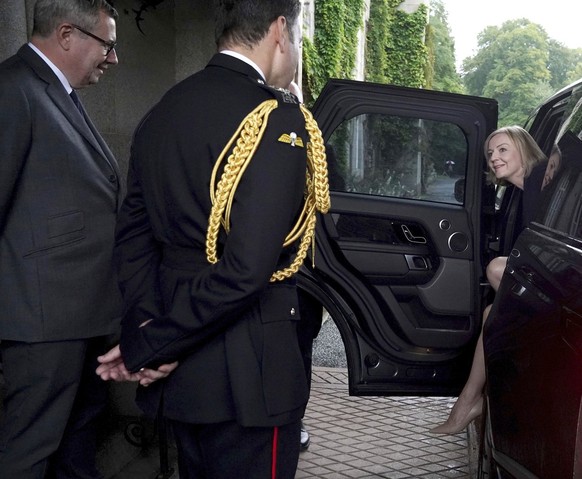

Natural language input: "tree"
[462,18,582,126]
[569,59,582,85]
[426,0,463,93]
[547,41,582,90]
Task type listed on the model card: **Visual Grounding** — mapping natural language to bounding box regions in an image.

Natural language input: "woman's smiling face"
[486,132,525,189]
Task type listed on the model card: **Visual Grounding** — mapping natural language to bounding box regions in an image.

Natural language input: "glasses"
[72,24,116,56]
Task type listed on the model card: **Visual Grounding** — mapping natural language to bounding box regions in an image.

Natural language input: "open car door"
[299,79,498,396]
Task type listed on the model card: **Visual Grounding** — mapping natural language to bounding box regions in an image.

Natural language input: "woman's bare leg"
[429,304,491,434]
[486,256,507,292]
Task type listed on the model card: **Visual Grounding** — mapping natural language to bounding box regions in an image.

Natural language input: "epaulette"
[254,77,299,105]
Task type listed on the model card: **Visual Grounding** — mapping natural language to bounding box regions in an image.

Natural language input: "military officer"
[96,1,329,477]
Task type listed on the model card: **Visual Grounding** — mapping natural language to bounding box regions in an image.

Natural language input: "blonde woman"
[430,126,547,434]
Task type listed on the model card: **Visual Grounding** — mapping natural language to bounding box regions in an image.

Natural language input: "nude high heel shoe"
[429,396,483,435]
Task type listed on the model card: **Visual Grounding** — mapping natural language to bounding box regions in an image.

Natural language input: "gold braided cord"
[300,104,331,214]
[206,100,278,264]
[206,99,330,282]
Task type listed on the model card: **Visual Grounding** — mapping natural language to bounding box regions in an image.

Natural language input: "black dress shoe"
[300,421,310,451]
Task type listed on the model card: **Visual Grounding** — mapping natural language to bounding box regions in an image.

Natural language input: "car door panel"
[484,227,582,479]
[301,79,497,395]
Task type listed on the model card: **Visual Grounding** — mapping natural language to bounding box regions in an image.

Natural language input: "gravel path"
[312,314,347,368]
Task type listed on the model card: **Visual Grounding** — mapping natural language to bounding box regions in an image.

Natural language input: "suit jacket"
[115,53,310,427]
[0,45,122,342]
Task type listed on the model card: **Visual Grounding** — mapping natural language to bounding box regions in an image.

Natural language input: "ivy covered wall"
[303,0,430,105]
[302,0,366,104]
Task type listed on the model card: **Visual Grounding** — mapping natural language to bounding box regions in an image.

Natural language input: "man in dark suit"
[0,1,122,477]
[96,0,329,477]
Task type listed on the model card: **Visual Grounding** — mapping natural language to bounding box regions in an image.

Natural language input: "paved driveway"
[298,367,473,479]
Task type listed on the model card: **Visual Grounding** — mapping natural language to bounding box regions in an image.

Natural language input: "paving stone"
[106,366,475,478]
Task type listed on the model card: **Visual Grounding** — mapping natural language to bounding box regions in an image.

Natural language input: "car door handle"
[401,225,427,244]
[405,254,430,271]
[506,265,552,303]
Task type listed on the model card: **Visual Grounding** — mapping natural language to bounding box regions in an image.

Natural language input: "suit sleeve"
[119,103,308,371]
[0,84,31,234]
[114,148,164,332]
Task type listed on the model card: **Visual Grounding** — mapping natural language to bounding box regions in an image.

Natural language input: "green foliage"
[341,0,366,73]
[427,0,463,93]
[364,0,429,88]
[302,0,365,105]
[569,58,582,85]
[424,22,435,90]
[303,0,434,103]
[547,42,582,90]
[329,114,462,200]
[387,5,429,87]
[364,0,395,84]
[303,1,470,204]
[462,18,582,126]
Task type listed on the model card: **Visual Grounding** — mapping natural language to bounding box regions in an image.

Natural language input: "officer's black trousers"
[170,418,301,479]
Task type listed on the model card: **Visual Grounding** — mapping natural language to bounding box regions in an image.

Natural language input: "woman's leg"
[486,256,507,292]
[429,304,492,434]
[430,255,506,434]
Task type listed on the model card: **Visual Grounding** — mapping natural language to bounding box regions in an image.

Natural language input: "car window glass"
[326,113,467,205]
[535,86,582,240]
[556,86,582,143]
[539,133,582,240]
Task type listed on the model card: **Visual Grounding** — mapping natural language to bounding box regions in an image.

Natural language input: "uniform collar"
[218,50,266,83]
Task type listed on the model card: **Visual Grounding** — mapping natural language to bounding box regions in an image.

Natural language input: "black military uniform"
[115,53,311,477]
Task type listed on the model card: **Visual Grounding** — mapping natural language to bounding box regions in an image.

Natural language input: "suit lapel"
[48,82,108,155]
[72,94,119,174]
[18,45,119,176]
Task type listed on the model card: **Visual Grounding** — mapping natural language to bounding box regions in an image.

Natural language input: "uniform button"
[109,175,117,183]
[290,308,296,316]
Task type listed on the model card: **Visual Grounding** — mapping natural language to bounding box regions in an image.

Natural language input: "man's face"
[285,20,302,85]
[69,11,118,88]
[270,18,301,89]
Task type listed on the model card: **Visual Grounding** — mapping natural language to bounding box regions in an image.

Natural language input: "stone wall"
[0,0,216,179]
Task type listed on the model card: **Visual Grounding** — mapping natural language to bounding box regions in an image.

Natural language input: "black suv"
[300,78,582,478]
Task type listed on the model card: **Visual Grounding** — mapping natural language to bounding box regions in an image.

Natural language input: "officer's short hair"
[214,0,301,49]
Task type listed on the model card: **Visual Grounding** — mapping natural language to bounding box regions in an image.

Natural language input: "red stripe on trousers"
[271,426,279,479]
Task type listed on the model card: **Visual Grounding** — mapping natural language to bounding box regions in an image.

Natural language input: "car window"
[326,113,467,205]
[556,86,582,142]
[539,91,582,240]
[543,165,582,238]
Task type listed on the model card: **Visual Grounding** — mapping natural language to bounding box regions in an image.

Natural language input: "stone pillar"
[0,0,31,62]
[297,1,314,88]
[354,0,370,81]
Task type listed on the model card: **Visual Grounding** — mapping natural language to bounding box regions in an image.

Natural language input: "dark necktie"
[70,90,84,114]
[70,89,98,143]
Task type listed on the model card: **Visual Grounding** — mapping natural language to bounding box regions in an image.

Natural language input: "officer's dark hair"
[32,0,118,38]
[214,0,301,50]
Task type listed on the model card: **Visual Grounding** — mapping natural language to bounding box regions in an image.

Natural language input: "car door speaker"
[448,232,469,252]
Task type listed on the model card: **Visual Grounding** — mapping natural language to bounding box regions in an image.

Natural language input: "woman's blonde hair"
[484,125,547,185]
